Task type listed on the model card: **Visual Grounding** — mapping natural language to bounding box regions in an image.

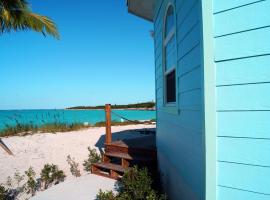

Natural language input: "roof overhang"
[127,0,155,22]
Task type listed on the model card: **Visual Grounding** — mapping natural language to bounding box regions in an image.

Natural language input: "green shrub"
[83,147,101,172]
[25,167,37,196]
[96,189,116,200]
[96,166,166,200]
[40,164,66,189]
[0,185,7,200]
[67,155,81,177]
[118,166,154,199]
[2,172,26,198]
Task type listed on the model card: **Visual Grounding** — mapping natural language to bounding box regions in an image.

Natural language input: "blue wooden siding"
[214,0,270,199]
[154,0,204,199]
[218,187,270,200]
[216,56,270,86]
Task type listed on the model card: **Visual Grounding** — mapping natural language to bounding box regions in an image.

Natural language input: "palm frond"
[22,12,59,39]
[0,0,59,39]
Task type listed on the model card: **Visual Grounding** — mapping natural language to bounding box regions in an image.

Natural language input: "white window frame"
[162,3,178,114]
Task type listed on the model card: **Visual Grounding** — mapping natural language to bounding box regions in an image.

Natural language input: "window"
[164,5,176,104]
[166,70,176,102]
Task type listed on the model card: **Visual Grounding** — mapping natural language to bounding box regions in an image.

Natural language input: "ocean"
[0,109,156,131]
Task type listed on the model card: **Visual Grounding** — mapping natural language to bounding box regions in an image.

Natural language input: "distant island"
[66,101,156,110]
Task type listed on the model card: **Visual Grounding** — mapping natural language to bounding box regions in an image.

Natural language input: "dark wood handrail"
[105,104,112,144]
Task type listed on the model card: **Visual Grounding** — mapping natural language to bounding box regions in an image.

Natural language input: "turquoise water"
[0,109,156,131]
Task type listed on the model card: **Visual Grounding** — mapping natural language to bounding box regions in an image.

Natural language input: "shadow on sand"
[94,127,156,154]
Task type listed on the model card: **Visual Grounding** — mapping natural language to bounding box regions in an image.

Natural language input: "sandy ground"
[0,124,155,185]
[31,175,117,200]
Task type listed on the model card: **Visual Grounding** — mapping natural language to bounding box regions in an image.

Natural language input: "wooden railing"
[105,104,112,144]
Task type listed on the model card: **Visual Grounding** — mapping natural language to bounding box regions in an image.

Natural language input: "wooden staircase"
[91,104,157,180]
[91,136,157,180]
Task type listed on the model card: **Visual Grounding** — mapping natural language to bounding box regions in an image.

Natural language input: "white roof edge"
[127,0,154,22]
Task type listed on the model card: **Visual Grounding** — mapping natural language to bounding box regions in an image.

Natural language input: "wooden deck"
[92,134,157,179]
[107,135,156,149]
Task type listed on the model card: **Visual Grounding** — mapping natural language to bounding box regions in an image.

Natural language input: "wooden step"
[105,143,157,157]
[103,152,157,168]
[93,162,127,172]
[104,152,155,162]
[91,162,127,180]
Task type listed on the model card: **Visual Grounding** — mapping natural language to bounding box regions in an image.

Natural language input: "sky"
[0,0,155,110]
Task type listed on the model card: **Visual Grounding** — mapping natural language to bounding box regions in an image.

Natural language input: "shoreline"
[0,108,156,111]
[0,120,156,138]
[65,108,156,111]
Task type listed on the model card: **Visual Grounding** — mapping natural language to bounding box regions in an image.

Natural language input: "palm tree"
[0,0,59,39]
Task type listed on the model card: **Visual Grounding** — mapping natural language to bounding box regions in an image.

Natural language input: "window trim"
[162,3,178,113]
[164,27,175,46]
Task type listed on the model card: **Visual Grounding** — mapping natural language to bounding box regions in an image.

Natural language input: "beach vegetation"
[0,185,7,200]
[5,176,12,188]
[118,166,166,200]
[0,119,154,137]
[2,172,26,199]
[24,167,37,196]
[0,0,59,38]
[83,147,101,172]
[0,109,155,137]
[94,120,141,127]
[40,164,66,189]
[0,122,89,137]
[14,171,24,188]
[0,165,66,199]
[0,123,38,137]
[0,112,154,137]
[96,166,166,200]
[38,123,87,133]
[66,155,81,177]
[96,189,116,200]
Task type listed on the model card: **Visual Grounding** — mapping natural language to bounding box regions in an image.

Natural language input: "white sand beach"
[0,124,155,199]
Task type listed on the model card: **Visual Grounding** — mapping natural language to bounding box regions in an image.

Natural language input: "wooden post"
[105,104,112,144]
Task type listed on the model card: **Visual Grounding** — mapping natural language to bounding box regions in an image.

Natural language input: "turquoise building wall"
[153,0,270,199]
[213,0,270,199]
[154,0,205,199]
